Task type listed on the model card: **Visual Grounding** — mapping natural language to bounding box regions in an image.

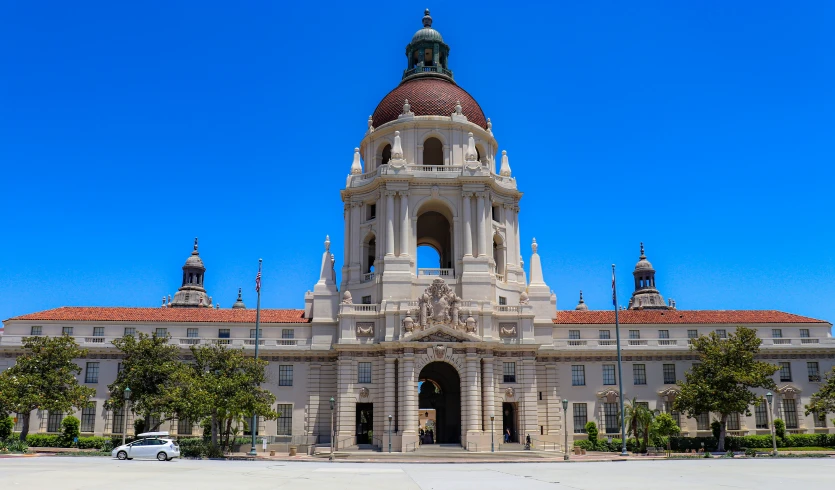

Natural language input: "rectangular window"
[633,364,647,385]
[62,327,73,336]
[276,404,292,435]
[663,364,676,384]
[47,412,64,433]
[602,365,616,385]
[92,327,104,337]
[492,205,500,222]
[177,417,192,435]
[81,403,96,433]
[571,365,586,386]
[629,330,640,340]
[503,362,516,383]
[249,329,263,338]
[784,399,798,429]
[814,412,827,428]
[779,362,792,382]
[664,401,681,427]
[658,330,669,339]
[715,329,727,338]
[30,326,42,335]
[358,362,372,383]
[85,362,100,384]
[603,402,619,434]
[155,328,167,337]
[112,409,125,434]
[800,329,810,338]
[498,296,507,306]
[279,365,293,386]
[808,362,821,382]
[218,328,230,339]
[687,329,698,339]
[281,329,294,339]
[599,330,611,340]
[569,330,580,340]
[755,403,769,429]
[361,295,372,305]
[772,329,782,338]
[573,403,588,433]
[727,412,740,431]
[124,327,135,337]
[187,328,198,338]
[696,412,710,431]
[368,204,376,220]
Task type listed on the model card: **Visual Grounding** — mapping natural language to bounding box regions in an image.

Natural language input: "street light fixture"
[329,397,335,462]
[388,414,393,453]
[490,415,495,452]
[562,399,569,461]
[122,387,132,447]
[765,392,777,457]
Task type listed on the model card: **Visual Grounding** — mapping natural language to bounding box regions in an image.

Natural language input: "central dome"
[372,78,487,129]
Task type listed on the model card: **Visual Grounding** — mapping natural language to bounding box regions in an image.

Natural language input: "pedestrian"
[504,427,511,443]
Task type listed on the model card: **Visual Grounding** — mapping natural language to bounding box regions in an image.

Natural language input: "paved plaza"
[1,457,833,490]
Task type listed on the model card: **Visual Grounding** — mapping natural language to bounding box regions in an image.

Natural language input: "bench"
[646,447,665,455]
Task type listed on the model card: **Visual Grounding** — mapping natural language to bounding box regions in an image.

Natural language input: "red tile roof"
[5,307,309,324]
[372,77,487,129]
[554,310,829,325]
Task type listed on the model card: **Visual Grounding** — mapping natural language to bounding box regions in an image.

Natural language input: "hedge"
[580,434,835,453]
[24,434,116,450]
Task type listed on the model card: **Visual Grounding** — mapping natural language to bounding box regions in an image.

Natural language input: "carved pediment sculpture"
[356,322,374,338]
[359,387,369,398]
[416,331,464,343]
[505,387,515,398]
[413,278,473,332]
[434,345,446,360]
[499,322,517,338]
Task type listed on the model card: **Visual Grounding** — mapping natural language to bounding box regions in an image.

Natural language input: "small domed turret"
[575,291,589,311]
[232,288,246,309]
[169,238,212,308]
[628,242,668,310]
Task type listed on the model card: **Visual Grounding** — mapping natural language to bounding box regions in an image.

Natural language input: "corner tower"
[169,238,212,308]
[628,243,668,309]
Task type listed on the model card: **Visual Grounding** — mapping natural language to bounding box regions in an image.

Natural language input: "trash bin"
[289,446,297,456]
[269,450,275,456]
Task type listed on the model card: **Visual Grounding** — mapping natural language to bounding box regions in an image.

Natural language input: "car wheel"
[117,451,128,460]
[157,452,168,461]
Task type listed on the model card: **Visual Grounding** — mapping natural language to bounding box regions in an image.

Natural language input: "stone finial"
[529,238,547,288]
[193,237,199,253]
[324,235,331,252]
[640,242,646,259]
[341,290,353,305]
[454,100,462,115]
[391,130,404,160]
[367,115,374,132]
[487,117,493,135]
[423,8,432,28]
[499,149,511,176]
[403,99,412,115]
[168,294,172,305]
[350,147,363,175]
[162,296,166,307]
[531,237,538,254]
[238,288,243,300]
[464,132,478,162]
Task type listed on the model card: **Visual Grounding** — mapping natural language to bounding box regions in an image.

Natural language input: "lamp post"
[490,415,495,452]
[122,387,131,447]
[329,397,335,462]
[766,392,777,457]
[562,399,569,461]
[388,414,393,453]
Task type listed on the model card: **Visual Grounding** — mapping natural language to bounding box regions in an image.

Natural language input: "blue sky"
[1,2,833,330]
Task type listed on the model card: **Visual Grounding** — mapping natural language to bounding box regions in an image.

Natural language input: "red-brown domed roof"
[372,77,487,129]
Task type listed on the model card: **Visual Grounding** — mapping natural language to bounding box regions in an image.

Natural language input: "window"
[187,328,198,338]
[664,401,681,427]
[498,296,507,306]
[603,365,616,385]
[663,364,676,384]
[503,362,516,383]
[279,365,293,386]
[715,329,727,338]
[117,362,123,374]
[800,329,810,338]
[250,329,262,338]
[85,362,100,384]
[47,412,64,433]
[755,403,769,429]
[599,330,611,340]
[633,364,646,385]
[783,399,798,429]
[124,327,135,337]
[629,330,640,340]
[62,327,73,336]
[218,328,230,339]
[155,328,167,337]
[772,329,782,338]
[604,402,619,434]
[492,205,500,222]
[30,326,42,335]
[177,417,193,435]
[696,412,710,431]
[573,403,588,433]
[814,412,827,428]
[358,362,372,383]
[281,329,294,339]
[81,403,96,433]
[361,295,372,305]
[808,362,821,382]
[569,330,580,340]
[13,413,25,432]
[779,362,792,382]
[571,365,586,386]
[727,412,740,431]
[92,327,104,337]
[658,330,669,339]
[112,409,125,434]
[368,204,376,220]
[687,329,698,339]
[276,404,292,435]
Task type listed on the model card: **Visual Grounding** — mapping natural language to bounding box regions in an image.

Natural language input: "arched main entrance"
[418,361,461,444]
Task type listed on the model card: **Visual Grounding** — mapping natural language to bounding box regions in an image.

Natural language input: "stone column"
[513,205,521,268]
[462,193,473,257]
[385,356,396,432]
[399,191,409,257]
[402,350,416,434]
[476,193,487,257]
[482,353,495,433]
[308,363,321,439]
[336,358,355,440]
[343,204,351,269]
[521,358,538,439]
[545,363,559,435]
[385,191,395,256]
[351,202,361,267]
[466,351,480,432]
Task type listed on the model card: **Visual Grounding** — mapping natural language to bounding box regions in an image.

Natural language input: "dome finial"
[575,290,589,310]
[640,242,646,259]
[423,9,432,28]
[193,237,199,254]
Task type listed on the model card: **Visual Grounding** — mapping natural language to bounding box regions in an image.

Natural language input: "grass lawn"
[777,447,835,451]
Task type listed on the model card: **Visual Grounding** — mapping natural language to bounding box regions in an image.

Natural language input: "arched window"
[423,137,443,166]
[381,144,391,167]
[416,203,453,275]
[363,234,377,275]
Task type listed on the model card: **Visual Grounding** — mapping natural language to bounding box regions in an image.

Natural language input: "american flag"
[255,263,262,293]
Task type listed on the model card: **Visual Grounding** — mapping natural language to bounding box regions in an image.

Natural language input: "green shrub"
[745,448,758,457]
[61,416,81,444]
[201,419,212,442]
[585,421,599,445]
[76,436,110,450]
[26,434,62,447]
[0,416,14,440]
[3,439,28,453]
[134,418,146,436]
[711,420,721,440]
[774,419,786,439]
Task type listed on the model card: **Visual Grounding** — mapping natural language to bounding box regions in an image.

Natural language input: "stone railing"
[406,165,460,173]
[417,268,454,277]
[495,305,519,313]
[340,304,380,314]
[361,272,375,283]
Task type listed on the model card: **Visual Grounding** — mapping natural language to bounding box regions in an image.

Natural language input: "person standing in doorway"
[505,427,511,443]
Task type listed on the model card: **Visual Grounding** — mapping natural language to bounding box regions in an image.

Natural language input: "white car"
[112,432,180,461]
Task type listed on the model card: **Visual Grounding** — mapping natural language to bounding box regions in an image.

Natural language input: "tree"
[61,415,81,444]
[585,421,599,447]
[674,326,778,451]
[624,397,655,452]
[652,412,680,453]
[805,365,835,425]
[106,332,187,431]
[0,335,95,441]
[0,416,13,440]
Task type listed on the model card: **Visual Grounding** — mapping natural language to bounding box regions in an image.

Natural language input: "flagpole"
[612,264,628,456]
[248,259,262,457]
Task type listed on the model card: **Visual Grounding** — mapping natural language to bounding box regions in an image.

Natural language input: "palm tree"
[624,397,656,452]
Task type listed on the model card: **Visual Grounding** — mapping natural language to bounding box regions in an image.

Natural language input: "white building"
[2,10,833,450]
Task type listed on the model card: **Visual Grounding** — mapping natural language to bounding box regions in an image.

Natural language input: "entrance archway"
[418,361,461,444]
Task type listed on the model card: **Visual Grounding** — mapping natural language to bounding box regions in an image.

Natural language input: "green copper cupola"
[403,9,453,81]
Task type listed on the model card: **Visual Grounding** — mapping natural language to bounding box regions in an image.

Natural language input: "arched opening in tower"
[423,137,443,166]
[380,144,391,168]
[416,210,452,274]
[362,233,376,275]
[418,361,461,444]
